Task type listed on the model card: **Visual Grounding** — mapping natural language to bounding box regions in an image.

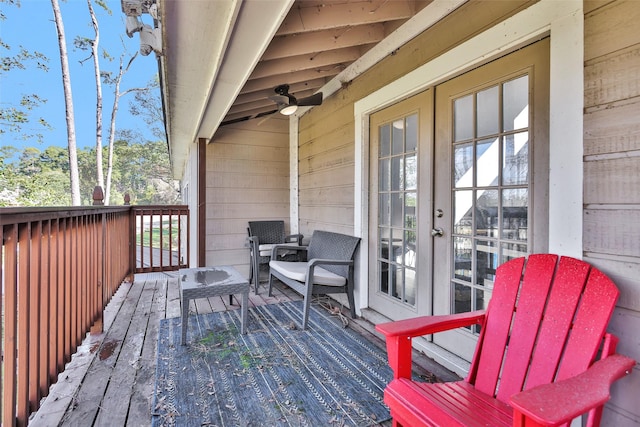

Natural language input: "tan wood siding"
[584,1,640,425]
[297,0,533,237]
[205,116,290,276]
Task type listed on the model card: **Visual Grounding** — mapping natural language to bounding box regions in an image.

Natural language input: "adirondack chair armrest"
[510,354,636,427]
[376,311,486,379]
[285,233,304,245]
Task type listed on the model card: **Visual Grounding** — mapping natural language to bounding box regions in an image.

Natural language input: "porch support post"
[198,137,207,267]
[289,117,300,235]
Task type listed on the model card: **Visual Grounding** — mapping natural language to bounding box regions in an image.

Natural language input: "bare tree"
[87,0,104,190]
[103,51,146,205]
[51,0,80,205]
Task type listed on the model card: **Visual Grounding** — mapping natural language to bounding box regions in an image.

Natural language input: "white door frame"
[354,0,583,374]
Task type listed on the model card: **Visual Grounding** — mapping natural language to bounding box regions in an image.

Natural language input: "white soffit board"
[161,0,241,178]
[197,0,295,141]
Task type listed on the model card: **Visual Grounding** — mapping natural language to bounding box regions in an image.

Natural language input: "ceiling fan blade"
[297,92,323,107]
[269,94,289,106]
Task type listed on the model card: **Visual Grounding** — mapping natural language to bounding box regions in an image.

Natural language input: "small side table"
[180,266,249,345]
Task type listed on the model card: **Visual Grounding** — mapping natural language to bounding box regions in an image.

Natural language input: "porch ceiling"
[158,0,436,177]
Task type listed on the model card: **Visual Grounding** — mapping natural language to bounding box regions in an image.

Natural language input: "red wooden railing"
[0,202,189,426]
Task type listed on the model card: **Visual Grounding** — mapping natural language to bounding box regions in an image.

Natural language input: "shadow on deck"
[31,272,457,426]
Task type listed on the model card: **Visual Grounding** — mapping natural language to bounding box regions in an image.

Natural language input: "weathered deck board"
[31,273,452,426]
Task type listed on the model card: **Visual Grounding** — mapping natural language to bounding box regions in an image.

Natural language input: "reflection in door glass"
[377,114,419,306]
[450,75,530,324]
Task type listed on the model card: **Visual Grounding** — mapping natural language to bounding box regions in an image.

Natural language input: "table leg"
[240,291,248,334]
[181,296,189,345]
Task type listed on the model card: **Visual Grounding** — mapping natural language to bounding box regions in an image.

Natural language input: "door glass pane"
[453,237,472,282]
[503,75,529,131]
[502,188,528,241]
[454,190,472,235]
[405,192,416,228]
[380,124,391,156]
[503,132,529,185]
[379,158,389,191]
[476,138,499,187]
[454,143,473,188]
[476,189,498,237]
[391,194,403,228]
[406,114,418,151]
[376,111,419,307]
[405,268,416,305]
[379,193,389,225]
[391,157,402,191]
[454,94,473,142]
[392,120,404,154]
[476,86,499,137]
[475,239,498,287]
[405,154,417,190]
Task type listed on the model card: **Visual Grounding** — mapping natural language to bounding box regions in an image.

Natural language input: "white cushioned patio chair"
[268,230,361,330]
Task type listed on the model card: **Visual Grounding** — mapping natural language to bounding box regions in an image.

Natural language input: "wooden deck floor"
[31,271,456,426]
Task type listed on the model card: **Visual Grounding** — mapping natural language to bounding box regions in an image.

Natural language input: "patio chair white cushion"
[259,242,299,257]
[269,260,347,287]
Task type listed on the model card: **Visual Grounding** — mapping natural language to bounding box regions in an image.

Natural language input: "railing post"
[93,186,104,206]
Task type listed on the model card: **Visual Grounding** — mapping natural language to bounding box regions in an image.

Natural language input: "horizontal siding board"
[299,144,355,175]
[298,186,354,206]
[299,166,354,190]
[298,205,354,224]
[584,45,640,108]
[584,0,640,61]
[209,143,289,161]
[207,188,289,204]
[583,209,640,257]
[207,203,290,220]
[584,100,640,155]
[206,173,290,189]
[209,157,289,174]
[584,255,640,312]
[584,156,640,204]
[206,219,294,236]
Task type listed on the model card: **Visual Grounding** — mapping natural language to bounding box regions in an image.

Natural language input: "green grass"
[138,219,179,250]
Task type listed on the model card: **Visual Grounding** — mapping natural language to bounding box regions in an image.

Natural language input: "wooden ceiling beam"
[263,23,385,60]
[251,46,361,80]
[241,70,336,94]
[235,78,327,105]
[276,0,415,35]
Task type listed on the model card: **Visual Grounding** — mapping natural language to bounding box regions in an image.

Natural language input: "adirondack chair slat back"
[468,254,620,405]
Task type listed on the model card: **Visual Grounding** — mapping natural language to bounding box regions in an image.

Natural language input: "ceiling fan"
[269,84,323,116]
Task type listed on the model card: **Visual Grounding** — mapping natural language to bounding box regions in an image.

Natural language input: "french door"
[369,39,549,362]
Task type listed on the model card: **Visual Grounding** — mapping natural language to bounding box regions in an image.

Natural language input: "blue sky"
[1,0,159,154]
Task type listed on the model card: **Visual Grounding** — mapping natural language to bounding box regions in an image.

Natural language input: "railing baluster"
[3,224,18,426]
[17,222,31,425]
[29,221,42,412]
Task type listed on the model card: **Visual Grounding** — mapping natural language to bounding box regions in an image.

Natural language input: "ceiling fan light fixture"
[280,104,298,115]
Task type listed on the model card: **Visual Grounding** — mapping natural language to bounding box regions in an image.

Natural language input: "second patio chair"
[248,220,302,293]
[268,230,361,330]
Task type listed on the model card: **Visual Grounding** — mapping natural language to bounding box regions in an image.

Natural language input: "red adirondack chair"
[376,254,636,427]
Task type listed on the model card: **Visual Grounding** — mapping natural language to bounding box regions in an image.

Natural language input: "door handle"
[431,228,444,237]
